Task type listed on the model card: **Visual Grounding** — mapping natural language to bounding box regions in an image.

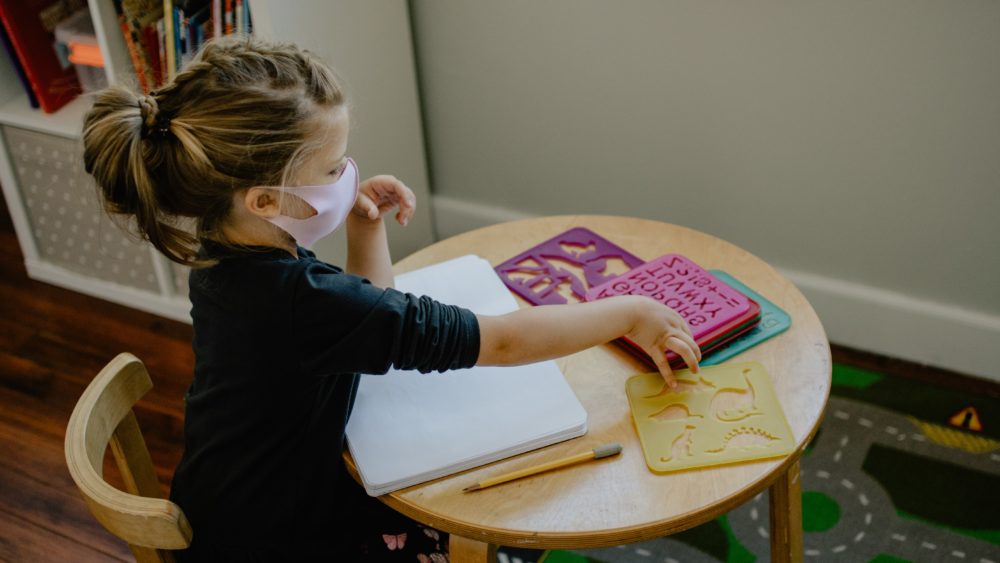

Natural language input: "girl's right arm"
[476,295,701,387]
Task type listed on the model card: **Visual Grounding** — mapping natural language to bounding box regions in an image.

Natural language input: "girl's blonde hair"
[82,35,344,266]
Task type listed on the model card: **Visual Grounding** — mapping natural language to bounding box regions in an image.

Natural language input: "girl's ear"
[243,187,281,218]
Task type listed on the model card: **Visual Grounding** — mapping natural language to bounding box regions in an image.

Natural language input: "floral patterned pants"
[352,491,450,562]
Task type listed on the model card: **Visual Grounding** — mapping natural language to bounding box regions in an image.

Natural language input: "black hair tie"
[138,94,171,139]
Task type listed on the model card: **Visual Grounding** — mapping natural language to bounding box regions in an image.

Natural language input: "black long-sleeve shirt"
[169,243,480,559]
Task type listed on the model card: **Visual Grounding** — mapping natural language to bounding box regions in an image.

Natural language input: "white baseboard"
[431,195,1000,383]
[26,258,192,324]
[782,269,1000,383]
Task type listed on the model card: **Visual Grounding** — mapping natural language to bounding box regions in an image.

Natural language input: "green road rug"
[497,363,1000,563]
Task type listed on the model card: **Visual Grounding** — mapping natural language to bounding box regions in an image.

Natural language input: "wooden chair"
[65,352,192,562]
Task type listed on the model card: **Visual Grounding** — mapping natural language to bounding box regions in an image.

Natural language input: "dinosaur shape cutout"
[710,368,763,422]
[625,362,794,473]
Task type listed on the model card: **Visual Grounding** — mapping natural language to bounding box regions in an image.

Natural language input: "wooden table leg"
[449,534,498,562]
[768,459,803,563]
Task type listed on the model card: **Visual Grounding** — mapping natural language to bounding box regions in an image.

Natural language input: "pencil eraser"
[593,443,623,458]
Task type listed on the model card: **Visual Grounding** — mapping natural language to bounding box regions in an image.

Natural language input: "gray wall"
[411,1,1000,377]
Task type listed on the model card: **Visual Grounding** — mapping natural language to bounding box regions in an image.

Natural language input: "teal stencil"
[700,271,791,366]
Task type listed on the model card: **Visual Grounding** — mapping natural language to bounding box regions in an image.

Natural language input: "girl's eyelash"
[330,163,346,176]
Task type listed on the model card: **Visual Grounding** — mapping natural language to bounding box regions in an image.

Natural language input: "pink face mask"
[265,158,359,248]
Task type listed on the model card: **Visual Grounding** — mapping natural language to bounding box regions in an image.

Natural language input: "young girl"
[82,36,700,561]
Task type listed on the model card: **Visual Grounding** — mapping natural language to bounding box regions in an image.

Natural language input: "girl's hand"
[352,175,416,226]
[626,297,702,387]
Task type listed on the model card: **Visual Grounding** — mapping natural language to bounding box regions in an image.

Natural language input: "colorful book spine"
[187,4,210,53]
[212,0,221,39]
[118,15,149,92]
[241,0,250,33]
[0,17,39,108]
[163,0,176,80]
[156,18,165,83]
[142,24,162,87]
[224,0,233,35]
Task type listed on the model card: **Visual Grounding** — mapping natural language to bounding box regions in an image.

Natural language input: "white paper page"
[345,255,588,495]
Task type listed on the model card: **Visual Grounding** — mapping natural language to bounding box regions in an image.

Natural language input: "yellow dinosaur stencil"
[626,362,795,473]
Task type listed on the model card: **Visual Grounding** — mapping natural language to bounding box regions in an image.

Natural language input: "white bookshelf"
[0,0,190,322]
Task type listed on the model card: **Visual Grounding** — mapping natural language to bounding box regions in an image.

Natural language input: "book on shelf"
[118,0,161,93]
[0,19,39,108]
[115,0,251,89]
[345,255,588,496]
[0,0,85,113]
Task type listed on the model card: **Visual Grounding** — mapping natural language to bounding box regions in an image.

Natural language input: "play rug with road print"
[497,363,1000,563]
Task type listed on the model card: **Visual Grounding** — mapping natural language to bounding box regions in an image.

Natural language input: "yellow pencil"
[462,443,622,492]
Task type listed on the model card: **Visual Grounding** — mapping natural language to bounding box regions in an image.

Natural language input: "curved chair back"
[65,353,192,563]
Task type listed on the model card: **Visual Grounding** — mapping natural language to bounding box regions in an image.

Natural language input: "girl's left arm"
[345,175,416,288]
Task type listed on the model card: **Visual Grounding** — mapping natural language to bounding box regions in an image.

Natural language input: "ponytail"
[83,86,202,265]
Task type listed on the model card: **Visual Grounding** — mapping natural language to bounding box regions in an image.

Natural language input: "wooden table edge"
[344,390,830,550]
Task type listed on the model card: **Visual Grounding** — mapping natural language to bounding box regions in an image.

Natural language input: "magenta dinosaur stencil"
[495,227,645,305]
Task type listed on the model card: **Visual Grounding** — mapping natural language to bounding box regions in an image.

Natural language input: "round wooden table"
[345,215,831,562]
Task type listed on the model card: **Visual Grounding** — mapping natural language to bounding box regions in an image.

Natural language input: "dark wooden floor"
[0,197,191,562]
[0,196,996,562]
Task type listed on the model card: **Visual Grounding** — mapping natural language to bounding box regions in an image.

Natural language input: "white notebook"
[345,255,589,496]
